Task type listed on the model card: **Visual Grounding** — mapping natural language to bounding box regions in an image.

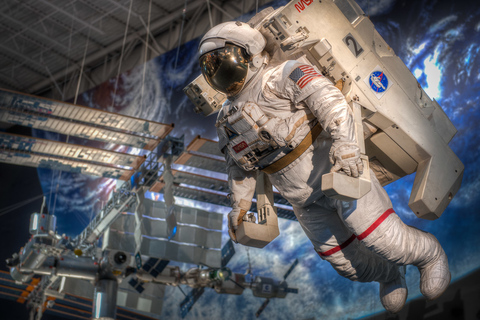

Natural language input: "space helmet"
[198,21,267,97]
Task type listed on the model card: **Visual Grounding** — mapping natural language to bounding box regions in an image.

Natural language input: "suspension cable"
[140,0,153,111]
[74,28,91,105]
[51,170,62,216]
[173,0,188,70]
[0,193,50,217]
[111,0,134,109]
[206,0,214,28]
[48,169,55,213]
[62,18,75,101]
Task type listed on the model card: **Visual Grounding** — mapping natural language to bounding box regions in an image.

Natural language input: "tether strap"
[261,123,323,174]
[237,209,248,225]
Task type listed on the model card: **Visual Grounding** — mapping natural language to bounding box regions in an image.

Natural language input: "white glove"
[227,208,247,243]
[329,143,363,178]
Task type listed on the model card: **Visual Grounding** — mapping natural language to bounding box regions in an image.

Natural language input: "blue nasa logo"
[369,71,389,93]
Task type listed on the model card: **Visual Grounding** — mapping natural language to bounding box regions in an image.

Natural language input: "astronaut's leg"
[294,200,400,283]
[337,172,450,301]
[295,199,407,313]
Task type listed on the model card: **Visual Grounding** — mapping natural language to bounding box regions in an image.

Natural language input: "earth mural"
[32,0,480,319]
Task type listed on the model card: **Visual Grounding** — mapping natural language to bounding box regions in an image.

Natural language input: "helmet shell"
[199,21,266,57]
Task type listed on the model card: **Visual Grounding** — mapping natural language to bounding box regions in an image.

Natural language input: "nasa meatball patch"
[288,65,322,89]
[364,65,394,99]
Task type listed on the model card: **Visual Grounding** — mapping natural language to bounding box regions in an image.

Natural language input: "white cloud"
[422,45,444,100]
[355,0,396,16]
[428,15,458,34]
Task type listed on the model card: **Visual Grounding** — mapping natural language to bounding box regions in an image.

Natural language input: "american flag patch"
[288,65,322,89]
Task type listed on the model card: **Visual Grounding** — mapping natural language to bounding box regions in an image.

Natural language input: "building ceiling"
[0,0,275,101]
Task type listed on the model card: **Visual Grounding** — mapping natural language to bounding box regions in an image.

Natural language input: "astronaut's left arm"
[223,144,257,242]
[303,77,363,177]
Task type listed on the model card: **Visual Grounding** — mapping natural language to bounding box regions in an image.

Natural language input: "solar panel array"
[180,287,205,318]
[0,88,173,180]
[221,239,235,268]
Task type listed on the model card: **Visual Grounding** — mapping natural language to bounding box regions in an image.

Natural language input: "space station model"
[184,0,464,248]
[1,89,299,319]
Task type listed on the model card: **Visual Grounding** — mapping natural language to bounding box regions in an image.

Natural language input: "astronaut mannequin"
[198,21,450,313]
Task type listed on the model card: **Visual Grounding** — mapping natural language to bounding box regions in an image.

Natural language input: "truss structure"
[150,136,297,220]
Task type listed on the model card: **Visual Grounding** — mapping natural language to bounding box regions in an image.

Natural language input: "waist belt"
[261,122,323,174]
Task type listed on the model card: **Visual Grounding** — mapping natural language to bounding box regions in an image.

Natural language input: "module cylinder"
[29,213,56,235]
[92,279,118,320]
[55,256,99,280]
[10,266,32,283]
[18,236,51,271]
[20,247,47,272]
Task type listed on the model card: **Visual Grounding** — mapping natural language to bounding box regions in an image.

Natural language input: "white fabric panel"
[136,297,152,313]
[117,291,128,307]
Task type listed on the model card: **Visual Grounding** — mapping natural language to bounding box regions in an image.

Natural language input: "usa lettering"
[295,0,313,13]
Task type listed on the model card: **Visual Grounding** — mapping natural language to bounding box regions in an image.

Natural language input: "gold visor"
[199,44,249,96]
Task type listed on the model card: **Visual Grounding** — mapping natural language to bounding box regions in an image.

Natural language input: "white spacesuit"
[198,21,450,313]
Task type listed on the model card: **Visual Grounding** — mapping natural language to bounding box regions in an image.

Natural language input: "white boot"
[358,214,451,301]
[419,246,451,300]
[379,266,407,313]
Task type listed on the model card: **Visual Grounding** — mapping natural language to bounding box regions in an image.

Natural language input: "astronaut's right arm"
[224,153,257,242]
[266,61,363,177]
[303,82,363,177]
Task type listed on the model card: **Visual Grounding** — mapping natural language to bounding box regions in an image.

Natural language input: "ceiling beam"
[97,0,168,57]
[35,0,105,35]
[0,44,49,77]
[0,21,101,89]
[29,0,206,94]
[209,0,235,20]
[101,0,147,20]
[0,70,24,91]
[18,1,97,47]
[0,11,69,51]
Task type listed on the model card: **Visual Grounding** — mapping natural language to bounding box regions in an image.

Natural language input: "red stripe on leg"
[317,234,356,257]
[357,208,395,241]
[316,208,395,257]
